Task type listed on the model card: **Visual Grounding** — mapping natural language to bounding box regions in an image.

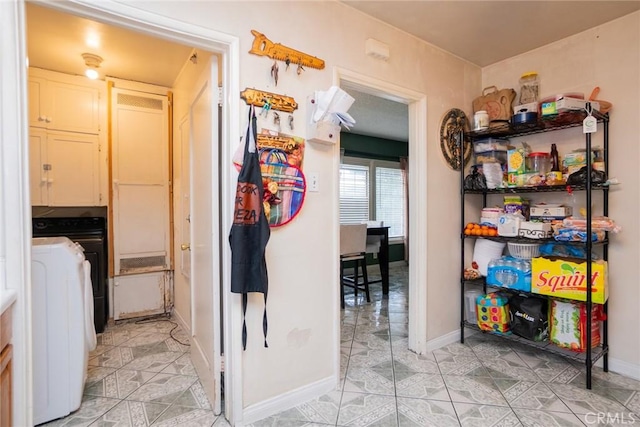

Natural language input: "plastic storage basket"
[507,242,540,259]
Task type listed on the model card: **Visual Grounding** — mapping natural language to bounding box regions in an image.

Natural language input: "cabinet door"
[48,80,100,134]
[29,129,48,206]
[47,131,100,206]
[0,345,12,427]
[28,77,48,129]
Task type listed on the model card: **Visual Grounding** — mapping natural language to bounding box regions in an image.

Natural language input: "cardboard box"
[556,97,600,113]
[530,206,572,218]
[507,148,527,173]
[541,101,557,116]
[531,257,608,304]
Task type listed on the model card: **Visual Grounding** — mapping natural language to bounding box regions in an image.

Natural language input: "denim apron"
[229,106,270,350]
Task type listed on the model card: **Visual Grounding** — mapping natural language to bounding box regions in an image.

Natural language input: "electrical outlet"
[308,172,319,192]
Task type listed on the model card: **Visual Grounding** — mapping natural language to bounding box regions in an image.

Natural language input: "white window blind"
[339,164,369,224]
[375,167,405,238]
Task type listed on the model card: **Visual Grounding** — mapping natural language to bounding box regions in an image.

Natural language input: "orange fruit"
[473,224,480,229]
[488,229,498,237]
[481,225,489,230]
[466,223,474,229]
[464,229,472,236]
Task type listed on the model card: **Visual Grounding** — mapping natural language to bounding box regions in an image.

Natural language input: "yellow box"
[531,257,608,304]
[507,148,527,173]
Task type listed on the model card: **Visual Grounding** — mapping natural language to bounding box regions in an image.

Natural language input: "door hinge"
[218,86,223,107]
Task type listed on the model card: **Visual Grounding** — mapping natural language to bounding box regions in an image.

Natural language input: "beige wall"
[482,12,640,370]
[130,0,481,408]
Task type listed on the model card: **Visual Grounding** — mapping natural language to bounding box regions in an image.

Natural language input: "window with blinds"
[339,164,369,224]
[339,158,406,239]
[376,167,405,238]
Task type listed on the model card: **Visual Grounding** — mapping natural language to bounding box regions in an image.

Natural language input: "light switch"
[308,172,319,192]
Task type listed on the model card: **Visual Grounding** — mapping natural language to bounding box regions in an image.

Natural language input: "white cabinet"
[29,130,100,206]
[28,74,101,134]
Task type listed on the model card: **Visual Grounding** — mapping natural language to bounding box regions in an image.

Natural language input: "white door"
[189,56,222,415]
[111,88,170,320]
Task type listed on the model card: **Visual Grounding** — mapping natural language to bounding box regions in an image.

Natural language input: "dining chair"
[340,224,370,309]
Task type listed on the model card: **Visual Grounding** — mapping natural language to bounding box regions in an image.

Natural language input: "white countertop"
[0,289,17,315]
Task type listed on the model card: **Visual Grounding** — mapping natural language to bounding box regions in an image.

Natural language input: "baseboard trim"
[241,376,335,426]
[425,327,477,353]
[428,328,640,381]
[171,308,190,335]
[595,356,640,380]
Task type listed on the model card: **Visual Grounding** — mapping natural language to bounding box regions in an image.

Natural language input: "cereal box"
[531,257,608,304]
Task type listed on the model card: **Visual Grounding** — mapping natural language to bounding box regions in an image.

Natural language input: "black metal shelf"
[463,321,608,365]
[463,184,609,194]
[462,277,608,304]
[466,110,609,139]
[461,235,609,246]
[459,108,610,390]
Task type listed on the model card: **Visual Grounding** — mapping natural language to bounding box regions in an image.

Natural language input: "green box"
[541,101,557,116]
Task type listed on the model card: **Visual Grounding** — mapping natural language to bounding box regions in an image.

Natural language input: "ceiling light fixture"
[82,53,103,80]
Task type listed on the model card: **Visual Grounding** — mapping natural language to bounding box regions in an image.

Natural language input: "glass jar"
[474,110,489,130]
[519,72,539,104]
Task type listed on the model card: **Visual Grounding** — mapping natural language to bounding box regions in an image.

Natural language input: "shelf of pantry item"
[463,277,608,301]
[463,183,609,194]
[463,321,608,365]
[467,110,609,139]
[461,235,609,245]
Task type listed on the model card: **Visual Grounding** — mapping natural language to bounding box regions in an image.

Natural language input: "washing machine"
[32,237,97,425]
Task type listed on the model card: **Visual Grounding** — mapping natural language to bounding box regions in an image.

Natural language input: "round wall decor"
[440,108,471,171]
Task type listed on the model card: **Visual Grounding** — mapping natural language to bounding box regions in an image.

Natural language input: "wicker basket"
[507,242,540,259]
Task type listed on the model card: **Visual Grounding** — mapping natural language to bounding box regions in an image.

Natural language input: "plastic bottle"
[519,72,539,104]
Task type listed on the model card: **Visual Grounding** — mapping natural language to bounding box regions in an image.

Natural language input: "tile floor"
[41,317,229,427]
[44,264,639,426]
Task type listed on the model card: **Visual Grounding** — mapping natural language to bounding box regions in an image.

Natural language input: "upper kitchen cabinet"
[28,68,102,134]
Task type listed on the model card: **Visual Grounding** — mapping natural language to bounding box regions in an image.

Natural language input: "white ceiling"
[25,1,640,142]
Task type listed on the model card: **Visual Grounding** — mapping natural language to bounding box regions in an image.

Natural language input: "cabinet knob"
[45,117,52,123]
[38,115,45,122]
[181,244,190,251]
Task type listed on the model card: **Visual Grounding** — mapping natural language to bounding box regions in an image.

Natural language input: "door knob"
[181,244,190,251]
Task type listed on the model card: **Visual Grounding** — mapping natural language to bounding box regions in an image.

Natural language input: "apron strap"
[263,292,269,348]
[242,293,248,351]
[240,292,268,350]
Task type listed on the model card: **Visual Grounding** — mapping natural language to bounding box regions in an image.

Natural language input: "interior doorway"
[335,68,429,355]
[19,1,243,424]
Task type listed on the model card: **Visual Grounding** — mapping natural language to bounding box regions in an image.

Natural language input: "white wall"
[127,0,481,409]
[482,12,640,374]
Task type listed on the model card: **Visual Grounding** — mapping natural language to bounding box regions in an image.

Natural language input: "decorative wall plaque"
[440,108,471,170]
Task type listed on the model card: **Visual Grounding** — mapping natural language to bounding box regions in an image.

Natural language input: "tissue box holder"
[518,222,552,239]
[307,121,340,145]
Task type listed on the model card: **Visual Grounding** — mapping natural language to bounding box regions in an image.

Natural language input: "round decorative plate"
[440,108,472,170]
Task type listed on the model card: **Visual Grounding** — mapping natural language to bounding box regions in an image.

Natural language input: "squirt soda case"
[531,257,608,304]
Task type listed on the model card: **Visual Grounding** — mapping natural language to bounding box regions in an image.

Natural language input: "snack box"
[531,257,608,304]
[504,196,529,218]
[541,98,601,116]
[530,206,572,218]
[556,97,600,113]
[508,172,545,187]
[507,148,527,174]
[518,221,552,239]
